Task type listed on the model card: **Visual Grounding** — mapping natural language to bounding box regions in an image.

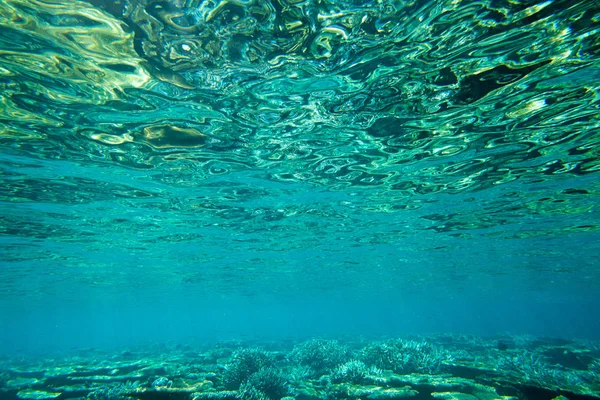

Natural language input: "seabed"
[1,334,599,400]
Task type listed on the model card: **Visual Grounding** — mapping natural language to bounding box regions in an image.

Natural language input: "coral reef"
[289,339,350,375]
[223,348,276,389]
[330,360,382,385]
[245,367,290,400]
[360,339,451,374]
[0,335,598,400]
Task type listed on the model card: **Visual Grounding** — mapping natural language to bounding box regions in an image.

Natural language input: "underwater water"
[1,0,600,398]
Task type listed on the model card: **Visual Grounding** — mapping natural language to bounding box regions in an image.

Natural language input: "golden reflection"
[139,125,207,149]
[0,0,150,106]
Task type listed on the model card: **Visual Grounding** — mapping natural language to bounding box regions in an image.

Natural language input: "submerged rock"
[152,376,173,388]
[358,387,418,399]
[191,390,238,399]
[17,389,61,399]
[432,392,517,400]
[326,383,418,399]
[294,386,322,400]
[7,377,42,388]
[431,392,478,400]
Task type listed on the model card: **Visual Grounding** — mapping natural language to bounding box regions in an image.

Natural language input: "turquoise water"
[1,0,600,398]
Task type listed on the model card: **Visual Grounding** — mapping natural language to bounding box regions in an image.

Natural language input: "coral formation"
[223,348,276,389]
[360,339,451,374]
[289,339,350,375]
[330,360,383,385]
[0,335,598,400]
[245,367,290,400]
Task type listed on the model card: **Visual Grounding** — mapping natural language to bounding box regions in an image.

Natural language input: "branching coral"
[360,339,451,374]
[330,360,383,385]
[289,339,350,375]
[223,348,276,390]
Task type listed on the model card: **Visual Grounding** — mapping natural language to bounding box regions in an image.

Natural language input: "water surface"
[1,0,600,352]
